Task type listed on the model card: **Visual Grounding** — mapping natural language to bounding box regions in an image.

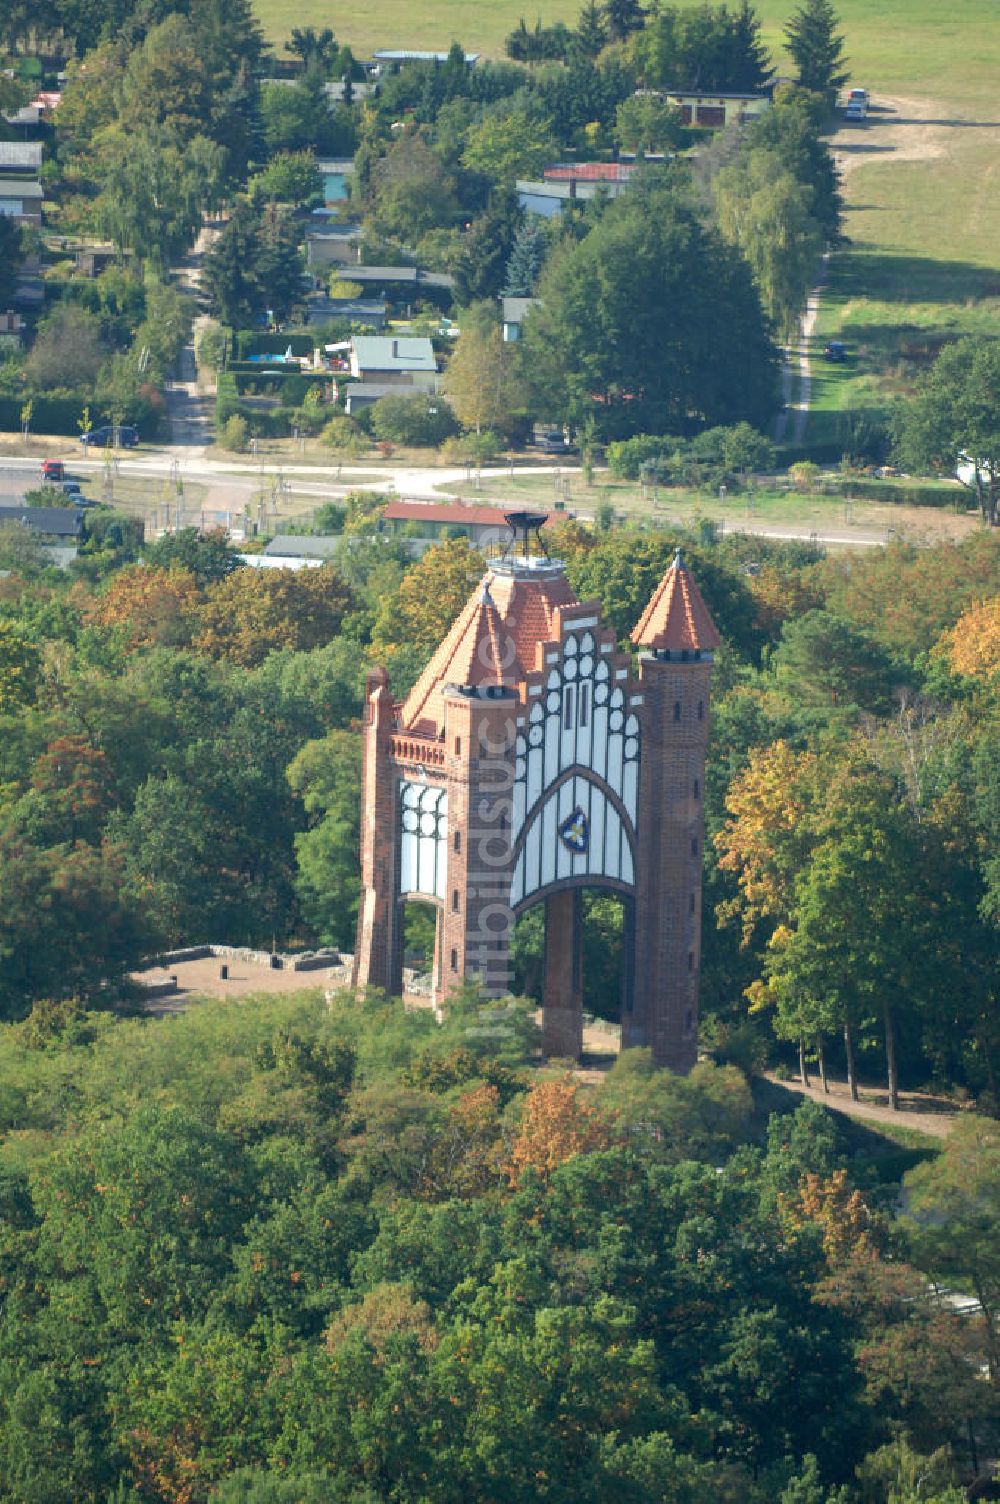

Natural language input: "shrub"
[371,393,458,448]
[442,431,502,464]
[218,414,249,452]
[196,324,229,372]
[606,433,679,479]
[289,406,325,437]
[328,277,364,299]
[789,460,821,489]
[321,416,363,451]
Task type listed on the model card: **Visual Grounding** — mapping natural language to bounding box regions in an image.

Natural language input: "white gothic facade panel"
[398,780,447,901]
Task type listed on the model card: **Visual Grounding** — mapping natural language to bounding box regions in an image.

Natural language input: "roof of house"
[306,224,362,241]
[0,141,42,169]
[351,265,419,284]
[305,297,386,322]
[631,550,721,653]
[349,265,454,289]
[344,382,413,403]
[0,505,82,536]
[660,87,772,101]
[373,49,479,63]
[0,179,42,198]
[351,335,436,373]
[264,534,340,558]
[543,162,636,182]
[400,561,579,735]
[502,296,538,322]
[383,500,552,531]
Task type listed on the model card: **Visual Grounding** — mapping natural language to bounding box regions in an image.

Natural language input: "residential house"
[381,499,555,555]
[0,311,24,351]
[235,534,339,569]
[4,90,60,130]
[349,335,437,386]
[306,224,363,270]
[502,296,539,343]
[348,265,454,295]
[0,504,83,567]
[0,141,42,174]
[660,88,772,127]
[304,296,387,330]
[0,177,42,227]
[369,50,479,75]
[516,163,636,217]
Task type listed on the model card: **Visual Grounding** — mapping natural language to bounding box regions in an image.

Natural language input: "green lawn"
[254,0,999,99]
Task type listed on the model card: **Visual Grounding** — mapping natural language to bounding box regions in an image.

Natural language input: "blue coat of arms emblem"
[558,806,589,854]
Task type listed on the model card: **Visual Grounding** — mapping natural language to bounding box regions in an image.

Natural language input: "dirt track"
[762,1071,958,1139]
[830,93,951,179]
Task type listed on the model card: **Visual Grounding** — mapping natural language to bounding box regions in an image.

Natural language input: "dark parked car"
[538,431,576,454]
[823,341,847,362]
[80,424,139,447]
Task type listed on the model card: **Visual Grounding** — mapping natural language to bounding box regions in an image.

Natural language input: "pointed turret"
[631,550,721,654]
[400,564,579,735]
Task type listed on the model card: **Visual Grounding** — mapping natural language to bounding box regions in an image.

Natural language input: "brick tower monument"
[352,523,720,1070]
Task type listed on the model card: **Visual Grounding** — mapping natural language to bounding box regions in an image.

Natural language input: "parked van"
[845,87,869,121]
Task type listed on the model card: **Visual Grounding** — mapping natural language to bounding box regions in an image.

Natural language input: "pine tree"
[783,0,849,105]
[603,0,646,43]
[572,0,608,61]
[730,0,774,91]
[503,216,546,297]
[454,192,523,305]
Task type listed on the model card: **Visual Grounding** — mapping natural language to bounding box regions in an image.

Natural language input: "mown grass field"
[253,0,997,94]
[466,470,978,545]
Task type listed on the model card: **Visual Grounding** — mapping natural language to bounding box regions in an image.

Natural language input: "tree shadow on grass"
[826,246,1000,305]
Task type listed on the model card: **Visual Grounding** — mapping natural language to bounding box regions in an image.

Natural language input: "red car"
[41,459,65,482]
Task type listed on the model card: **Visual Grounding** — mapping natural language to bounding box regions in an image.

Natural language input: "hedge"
[827,478,969,510]
[234,331,317,359]
[213,378,309,439]
[0,391,162,439]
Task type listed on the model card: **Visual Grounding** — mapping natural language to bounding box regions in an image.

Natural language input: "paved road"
[0,454,894,549]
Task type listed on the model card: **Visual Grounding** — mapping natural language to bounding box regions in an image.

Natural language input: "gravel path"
[762,1071,958,1139]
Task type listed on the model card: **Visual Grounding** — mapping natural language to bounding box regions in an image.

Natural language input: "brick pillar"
[542,887,583,1058]
[352,669,403,995]
[440,690,517,1000]
[430,906,443,1016]
[626,651,712,1070]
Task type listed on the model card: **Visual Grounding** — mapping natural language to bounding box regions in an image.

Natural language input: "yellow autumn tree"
[84,564,201,652]
[507,1075,611,1186]
[780,1168,878,1266]
[714,739,820,946]
[372,535,484,662]
[0,620,41,713]
[194,564,355,667]
[935,593,1000,680]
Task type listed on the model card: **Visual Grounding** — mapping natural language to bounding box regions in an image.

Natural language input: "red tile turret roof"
[631,550,721,653]
[400,564,580,735]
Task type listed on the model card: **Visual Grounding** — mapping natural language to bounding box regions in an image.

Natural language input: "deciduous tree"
[894,337,1000,527]
[521,173,778,437]
[194,564,354,667]
[442,302,520,436]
